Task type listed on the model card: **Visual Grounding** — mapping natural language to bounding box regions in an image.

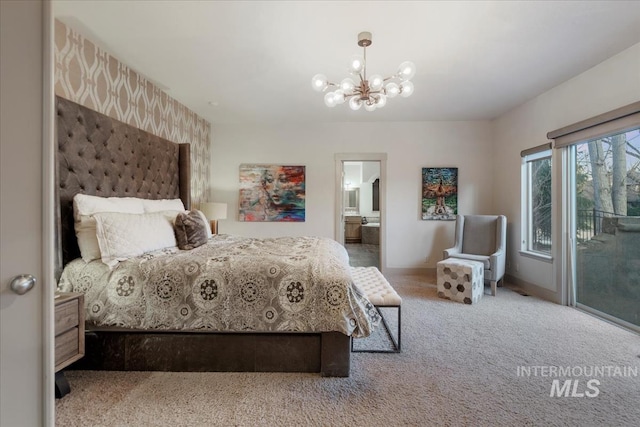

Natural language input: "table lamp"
[200,202,228,234]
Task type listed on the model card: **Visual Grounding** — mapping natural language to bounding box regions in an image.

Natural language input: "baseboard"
[380,270,560,305]
[504,274,560,304]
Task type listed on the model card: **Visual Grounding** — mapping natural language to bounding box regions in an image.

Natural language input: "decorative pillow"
[142,198,185,213]
[73,194,146,262]
[174,210,209,250]
[94,211,178,268]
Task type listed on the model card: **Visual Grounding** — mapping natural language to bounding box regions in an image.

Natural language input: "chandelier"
[311,31,416,111]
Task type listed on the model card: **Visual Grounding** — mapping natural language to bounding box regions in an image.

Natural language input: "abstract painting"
[422,167,458,220]
[239,164,306,222]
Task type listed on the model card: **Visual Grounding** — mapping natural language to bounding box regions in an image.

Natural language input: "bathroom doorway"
[334,153,387,271]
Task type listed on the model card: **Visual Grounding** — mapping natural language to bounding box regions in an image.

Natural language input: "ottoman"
[350,266,401,353]
[437,258,484,304]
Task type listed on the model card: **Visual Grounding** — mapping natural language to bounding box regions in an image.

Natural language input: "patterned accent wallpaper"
[54,19,210,207]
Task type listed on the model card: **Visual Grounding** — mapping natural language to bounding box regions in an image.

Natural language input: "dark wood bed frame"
[56,96,350,376]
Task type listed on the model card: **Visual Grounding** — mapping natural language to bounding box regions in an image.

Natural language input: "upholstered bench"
[350,266,401,353]
[437,258,484,304]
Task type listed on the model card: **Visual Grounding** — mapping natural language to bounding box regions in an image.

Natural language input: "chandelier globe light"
[312,31,415,111]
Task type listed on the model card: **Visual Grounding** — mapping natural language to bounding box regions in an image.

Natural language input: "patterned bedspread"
[58,235,379,337]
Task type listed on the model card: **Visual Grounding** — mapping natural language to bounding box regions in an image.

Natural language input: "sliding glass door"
[571,127,640,329]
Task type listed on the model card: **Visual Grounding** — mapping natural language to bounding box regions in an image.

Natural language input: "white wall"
[492,42,640,297]
[210,43,639,278]
[211,121,493,270]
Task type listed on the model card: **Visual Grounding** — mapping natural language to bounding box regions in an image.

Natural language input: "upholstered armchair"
[443,215,507,296]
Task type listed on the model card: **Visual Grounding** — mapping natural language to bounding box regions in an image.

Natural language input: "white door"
[1,0,53,425]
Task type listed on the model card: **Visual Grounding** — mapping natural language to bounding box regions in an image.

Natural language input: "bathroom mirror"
[344,188,359,212]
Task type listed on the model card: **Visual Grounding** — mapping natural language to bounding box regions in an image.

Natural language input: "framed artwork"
[239,164,306,222]
[422,167,458,220]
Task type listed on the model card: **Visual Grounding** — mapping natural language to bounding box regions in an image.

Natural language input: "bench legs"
[351,305,401,353]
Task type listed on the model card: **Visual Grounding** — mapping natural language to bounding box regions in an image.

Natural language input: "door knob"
[9,274,36,295]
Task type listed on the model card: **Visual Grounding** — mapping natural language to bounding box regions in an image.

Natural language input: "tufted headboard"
[56,96,191,273]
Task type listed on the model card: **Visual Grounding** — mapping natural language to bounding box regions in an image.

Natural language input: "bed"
[55,96,377,376]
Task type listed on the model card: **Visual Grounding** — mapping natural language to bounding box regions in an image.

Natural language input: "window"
[521,146,552,256]
[547,101,640,329]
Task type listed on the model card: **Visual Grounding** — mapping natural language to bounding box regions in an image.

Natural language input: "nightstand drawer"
[55,299,79,335]
[55,327,79,367]
[54,293,85,373]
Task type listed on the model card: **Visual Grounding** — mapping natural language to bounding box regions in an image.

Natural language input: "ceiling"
[54,1,640,125]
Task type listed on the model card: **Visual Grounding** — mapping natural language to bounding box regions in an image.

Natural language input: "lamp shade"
[200,202,227,220]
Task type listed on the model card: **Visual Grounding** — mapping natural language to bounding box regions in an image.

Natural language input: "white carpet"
[56,273,640,426]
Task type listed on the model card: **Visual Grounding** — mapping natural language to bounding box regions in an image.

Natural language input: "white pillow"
[94,211,178,268]
[73,194,146,262]
[152,209,184,225]
[142,198,185,213]
[75,216,101,262]
[73,194,145,220]
[194,209,213,238]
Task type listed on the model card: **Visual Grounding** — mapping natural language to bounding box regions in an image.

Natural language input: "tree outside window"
[530,157,552,253]
[575,129,640,242]
[522,150,552,255]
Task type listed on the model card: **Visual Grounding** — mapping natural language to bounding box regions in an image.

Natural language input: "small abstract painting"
[422,167,458,220]
[239,164,306,222]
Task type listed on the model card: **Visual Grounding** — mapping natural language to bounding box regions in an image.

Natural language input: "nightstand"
[55,292,85,398]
